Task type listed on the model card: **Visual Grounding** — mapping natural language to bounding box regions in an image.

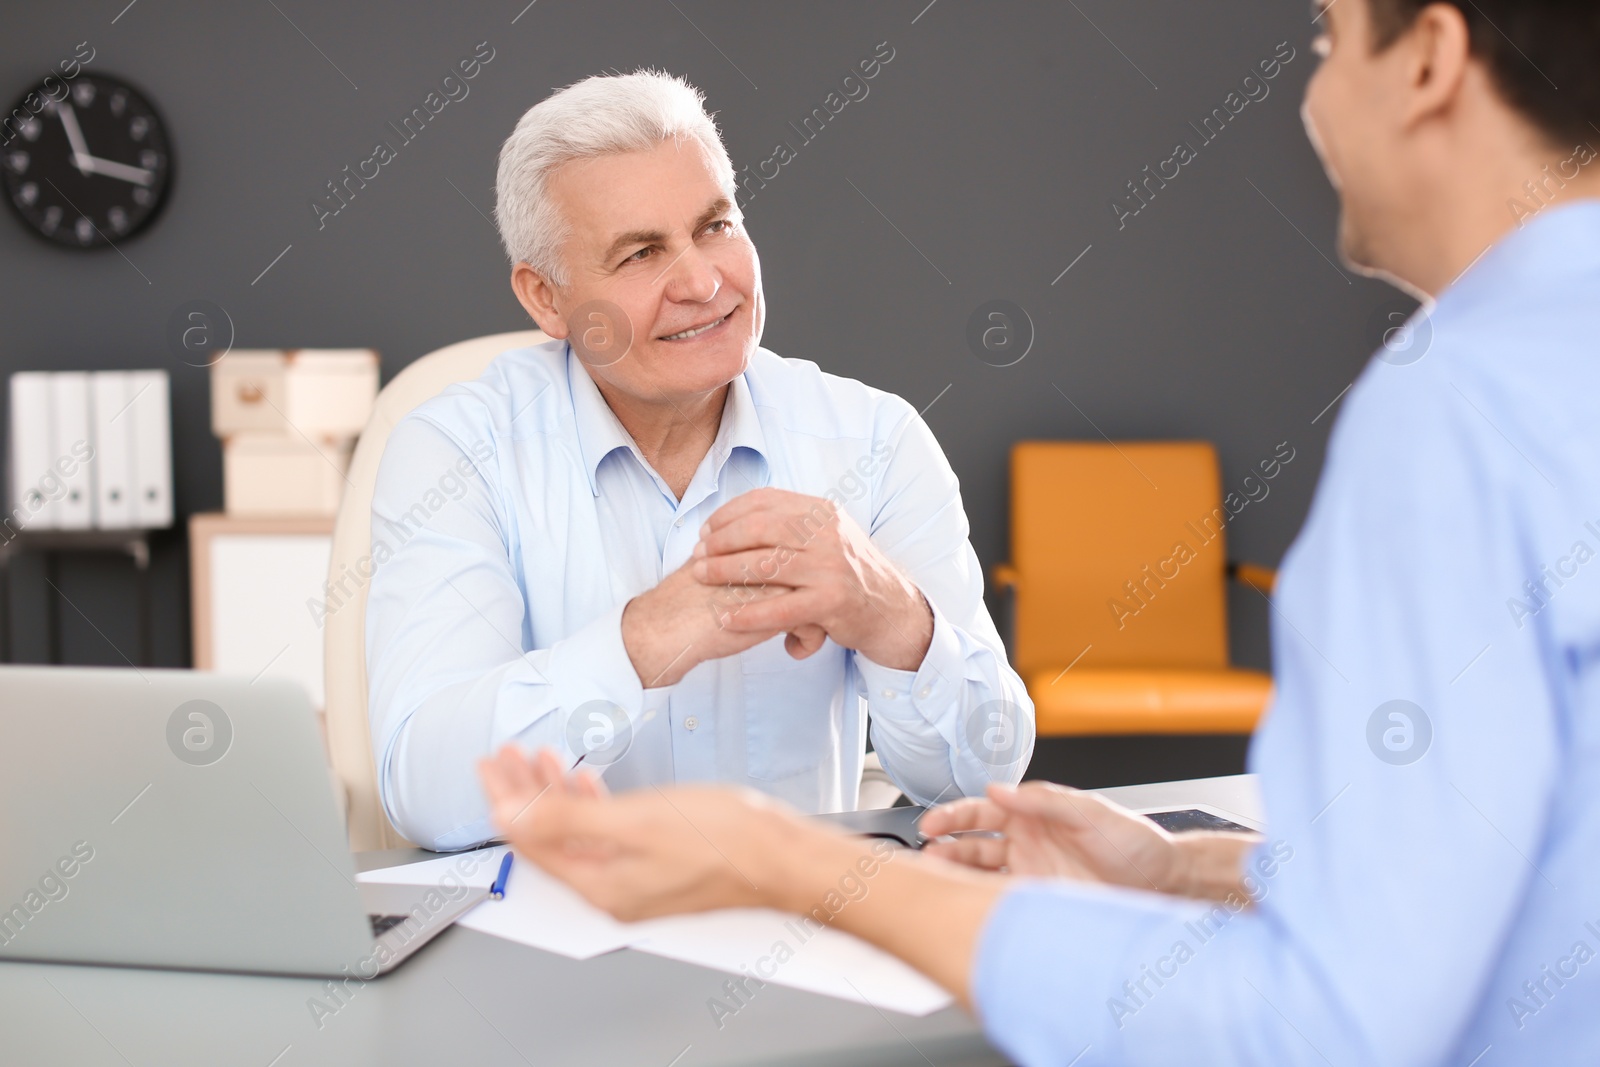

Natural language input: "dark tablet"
[1142,807,1259,835]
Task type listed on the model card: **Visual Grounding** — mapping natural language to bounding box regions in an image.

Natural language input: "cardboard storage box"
[211,349,379,438]
[223,433,353,517]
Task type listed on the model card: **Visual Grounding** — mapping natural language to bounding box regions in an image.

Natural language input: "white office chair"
[324,329,547,851]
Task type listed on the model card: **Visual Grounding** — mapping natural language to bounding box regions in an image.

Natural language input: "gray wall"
[2,1,1402,670]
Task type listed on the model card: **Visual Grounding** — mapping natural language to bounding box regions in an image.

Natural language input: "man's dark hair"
[1366,0,1600,148]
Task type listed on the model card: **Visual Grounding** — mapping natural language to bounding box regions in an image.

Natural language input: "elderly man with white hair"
[364,70,1033,850]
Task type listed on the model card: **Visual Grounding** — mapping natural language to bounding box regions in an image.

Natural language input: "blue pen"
[489,852,513,900]
[489,752,582,899]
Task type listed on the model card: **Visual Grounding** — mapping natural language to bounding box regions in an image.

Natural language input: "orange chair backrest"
[1009,441,1231,677]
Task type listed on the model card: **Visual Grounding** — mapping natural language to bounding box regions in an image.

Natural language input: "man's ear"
[1397,2,1472,130]
[510,262,570,340]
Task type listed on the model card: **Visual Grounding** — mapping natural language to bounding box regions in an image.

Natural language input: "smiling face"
[513,138,764,409]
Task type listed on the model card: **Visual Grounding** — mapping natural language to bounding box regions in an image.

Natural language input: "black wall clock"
[3,73,172,248]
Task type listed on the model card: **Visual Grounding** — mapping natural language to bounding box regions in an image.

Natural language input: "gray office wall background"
[1,1,1402,670]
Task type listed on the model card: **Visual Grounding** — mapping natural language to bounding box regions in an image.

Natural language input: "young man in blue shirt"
[481,0,1600,1061]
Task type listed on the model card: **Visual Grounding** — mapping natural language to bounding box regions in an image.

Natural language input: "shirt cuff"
[853,596,964,728]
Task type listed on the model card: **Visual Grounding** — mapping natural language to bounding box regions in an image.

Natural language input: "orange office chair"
[992,441,1275,736]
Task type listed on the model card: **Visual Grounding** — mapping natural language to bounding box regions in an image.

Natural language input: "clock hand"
[79,155,154,187]
[55,102,92,173]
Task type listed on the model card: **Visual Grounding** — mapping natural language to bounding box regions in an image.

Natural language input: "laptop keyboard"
[369,914,408,937]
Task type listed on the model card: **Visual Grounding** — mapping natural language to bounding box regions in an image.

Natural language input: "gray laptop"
[0,665,487,977]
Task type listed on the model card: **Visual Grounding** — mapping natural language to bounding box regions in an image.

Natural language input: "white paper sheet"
[359,852,952,1014]
[627,908,953,1016]
[358,845,509,889]
[452,860,636,960]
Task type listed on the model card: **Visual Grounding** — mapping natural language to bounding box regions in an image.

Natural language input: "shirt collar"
[1440,198,1600,311]
[568,344,636,495]
[567,343,771,497]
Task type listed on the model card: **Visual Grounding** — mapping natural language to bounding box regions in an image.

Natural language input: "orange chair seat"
[1025,667,1272,736]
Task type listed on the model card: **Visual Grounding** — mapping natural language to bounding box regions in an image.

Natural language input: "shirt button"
[684,715,699,730]
[674,517,685,527]
[917,685,933,698]
[881,689,896,699]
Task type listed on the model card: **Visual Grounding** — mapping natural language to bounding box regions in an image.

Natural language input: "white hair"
[494,69,735,285]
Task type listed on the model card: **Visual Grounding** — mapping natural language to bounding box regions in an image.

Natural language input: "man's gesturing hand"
[920,782,1265,904]
[690,488,934,671]
[920,782,1183,892]
[478,745,792,921]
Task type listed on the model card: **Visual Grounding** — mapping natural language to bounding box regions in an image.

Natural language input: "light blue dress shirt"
[974,201,1600,1064]
[366,343,1033,850]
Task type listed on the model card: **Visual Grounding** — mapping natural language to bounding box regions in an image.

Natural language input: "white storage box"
[223,433,353,517]
[211,349,379,438]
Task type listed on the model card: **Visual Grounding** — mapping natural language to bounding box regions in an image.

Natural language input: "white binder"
[8,372,57,531]
[127,370,173,529]
[50,372,94,530]
[90,371,136,529]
